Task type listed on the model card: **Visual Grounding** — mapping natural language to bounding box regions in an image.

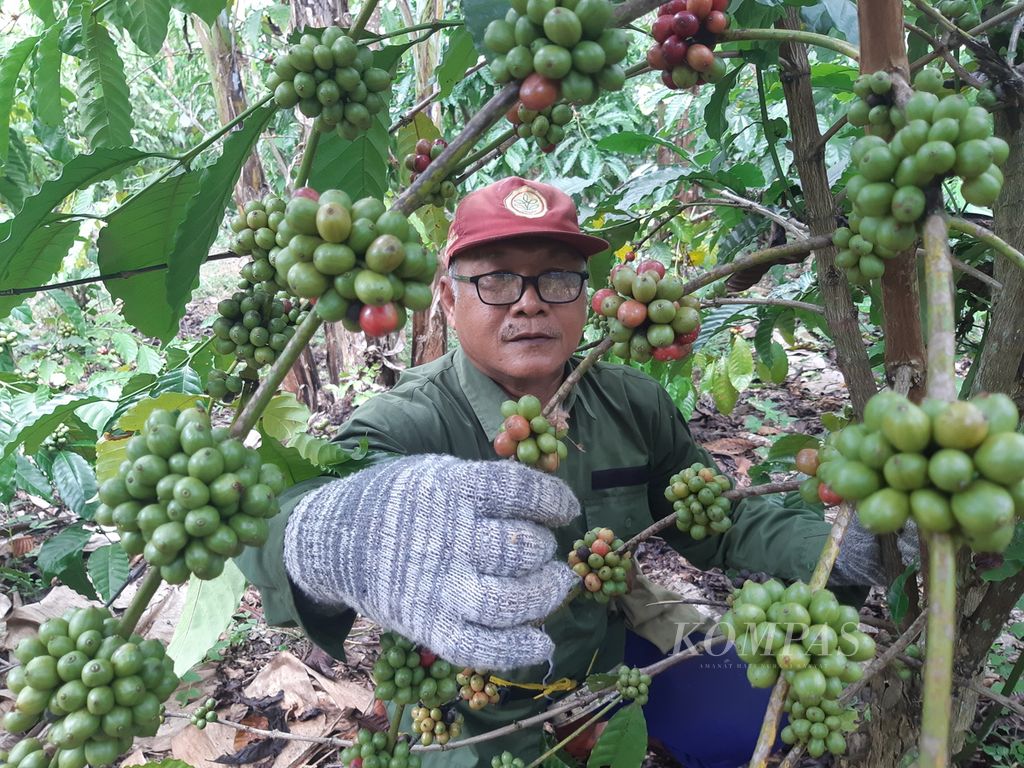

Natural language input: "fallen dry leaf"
[1,586,92,651]
[702,437,760,456]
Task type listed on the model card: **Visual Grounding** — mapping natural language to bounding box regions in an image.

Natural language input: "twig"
[755,65,795,210]
[1010,14,1024,66]
[389,61,486,133]
[720,28,859,60]
[701,297,824,315]
[713,189,808,238]
[164,711,353,748]
[909,5,1024,73]
[839,610,928,705]
[524,698,621,768]
[452,136,518,185]
[543,338,613,418]
[634,206,682,249]
[957,647,1024,763]
[294,129,320,189]
[950,256,1002,292]
[907,0,977,43]
[947,216,1024,274]
[117,568,162,639]
[619,480,803,553]
[903,22,984,88]
[679,236,832,296]
[349,0,380,40]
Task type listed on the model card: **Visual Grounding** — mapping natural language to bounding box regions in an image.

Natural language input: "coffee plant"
[2,0,1024,766]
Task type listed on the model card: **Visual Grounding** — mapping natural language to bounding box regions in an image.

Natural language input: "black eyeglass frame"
[450,270,590,306]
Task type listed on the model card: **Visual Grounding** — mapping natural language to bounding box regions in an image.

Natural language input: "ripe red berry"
[818,484,842,506]
[293,186,320,201]
[687,43,715,72]
[359,303,401,337]
[591,539,611,556]
[705,10,729,34]
[676,328,700,345]
[662,36,689,68]
[711,0,729,10]
[688,0,713,19]
[506,105,522,124]
[661,70,679,90]
[659,0,686,14]
[504,415,532,442]
[636,260,666,278]
[672,11,700,38]
[519,73,560,111]
[494,431,518,458]
[419,648,438,667]
[415,138,432,155]
[647,44,668,71]
[652,14,674,43]
[591,287,617,315]
[413,153,431,172]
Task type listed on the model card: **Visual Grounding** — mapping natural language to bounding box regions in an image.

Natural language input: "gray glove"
[283,454,580,671]
[831,516,920,586]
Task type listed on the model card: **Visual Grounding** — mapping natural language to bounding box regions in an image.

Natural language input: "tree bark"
[775,9,876,416]
[194,11,267,206]
[972,111,1024,402]
[291,0,343,28]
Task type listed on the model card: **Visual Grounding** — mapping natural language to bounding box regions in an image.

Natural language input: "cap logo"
[503,186,548,219]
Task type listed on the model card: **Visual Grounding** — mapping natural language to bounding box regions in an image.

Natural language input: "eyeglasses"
[451,270,589,306]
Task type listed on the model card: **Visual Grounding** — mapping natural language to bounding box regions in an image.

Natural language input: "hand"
[283,455,580,670]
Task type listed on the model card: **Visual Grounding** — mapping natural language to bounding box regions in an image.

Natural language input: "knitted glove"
[283,454,580,671]
[831,516,920,586]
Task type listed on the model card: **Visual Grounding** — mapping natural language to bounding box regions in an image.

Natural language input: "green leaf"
[764,341,789,383]
[29,0,57,24]
[0,147,152,284]
[0,394,99,461]
[767,433,819,460]
[51,450,98,518]
[288,431,354,468]
[410,205,451,247]
[117,392,206,431]
[704,64,742,142]
[121,0,172,54]
[33,24,63,128]
[582,672,618,691]
[15,453,53,500]
[587,703,647,768]
[165,104,275,324]
[87,543,129,602]
[95,436,129,483]
[0,129,33,209]
[982,525,1024,582]
[711,357,739,415]
[38,521,92,577]
[0,37,40,166]
[727,336,754,391]
[173,0,229,26]
[595,131,687,160]
[307,111,388,202]
[0,218,80,321]
[887,562,919,625]
[166,559,246,676]
[801,0,860,44]
[262,392,310,444]
[462,0,510,56]
[257,430,323,486]
[78,15,134,149]
[436,28,478,100]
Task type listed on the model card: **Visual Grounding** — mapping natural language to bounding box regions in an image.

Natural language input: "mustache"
[500,325,561,341]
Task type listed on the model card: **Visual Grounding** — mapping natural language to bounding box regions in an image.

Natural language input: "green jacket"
[237,348,830,765]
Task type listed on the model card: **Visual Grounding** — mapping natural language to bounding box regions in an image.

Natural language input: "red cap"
[442,177,609,267]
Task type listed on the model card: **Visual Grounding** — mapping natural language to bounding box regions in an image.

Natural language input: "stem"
[452,137,518,186]
[543,338,613,418]
[349,0,381,40]
[678,236,832,296]
[908,4,1024,73]
[524,698,621,768]
[366,19,464,43]
[755,66,794,210]
[720,28,860,61]
[393,84,521,216]
[701,297,824,315]
[923,214,957,401]
[388,703,406,750]
[389,60,485,133]
[618,480,802,554]
[454,128,517,174]
[230,310,324,439]
[117,568,163,639]
[839,605,928,706]
[920,533,957,768]
[948,216,1024,273]
[809,503,852,589]
[294,129,321,189]
[91,0,115,15]
[907,0,977,42]
[180,94,275,166]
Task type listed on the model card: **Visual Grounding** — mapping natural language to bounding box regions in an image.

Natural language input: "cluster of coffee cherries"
[836,68,1009,283]
[57,321,76,339]
[798,391,1023,553]
[209,287,301,369]
[648,0,730,90]
[505,101,573,153]
[3,606,179,768]
[229,194,286,291]
[491,753,526,768]
[920,0,981,35]
[723,580,874,758]
[483,0,628,111]
[615,666,652,705]
[40,423,72,453]
[403,138,457,207]
[272,188,435,337]
[665,462,733,540]
[0,329,18,354]
[567,527,632,603]
[371,634,459,707]
[409,705,463,747]
[456,669,501,711]
[96,407,286,582]
[592,259,700,363]
[189,697,218,730]
[267,26,392,140]
[493,395,568,472]
[340,730,420,768]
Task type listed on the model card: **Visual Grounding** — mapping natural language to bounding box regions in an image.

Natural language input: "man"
[237,177,886,767]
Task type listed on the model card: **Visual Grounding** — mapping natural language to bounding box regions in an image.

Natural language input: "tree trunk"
[972,111,1024,401]
[290,0,342,28]
[775,9,876,417]
[194,11,267,206]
